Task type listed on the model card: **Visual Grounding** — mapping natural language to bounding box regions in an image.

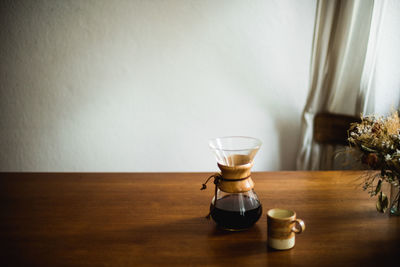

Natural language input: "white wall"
[0,0,316,172]
[369,0,400,115]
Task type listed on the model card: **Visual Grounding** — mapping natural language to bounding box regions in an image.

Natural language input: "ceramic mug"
[267,208,305,250]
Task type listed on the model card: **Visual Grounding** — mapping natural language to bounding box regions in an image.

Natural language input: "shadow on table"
[125,216,271,261]
[126,215,400,265]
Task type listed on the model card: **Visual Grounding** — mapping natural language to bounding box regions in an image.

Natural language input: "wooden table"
[1,171,399,266]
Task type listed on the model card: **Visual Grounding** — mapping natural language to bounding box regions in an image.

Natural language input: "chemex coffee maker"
[201,136,262,231]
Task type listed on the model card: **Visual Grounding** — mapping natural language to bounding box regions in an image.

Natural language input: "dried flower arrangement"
[348,111,400,215]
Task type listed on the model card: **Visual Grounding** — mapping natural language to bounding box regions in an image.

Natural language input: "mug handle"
[291,219,305,234]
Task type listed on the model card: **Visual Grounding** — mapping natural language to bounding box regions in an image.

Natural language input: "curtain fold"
[296,0,378,170]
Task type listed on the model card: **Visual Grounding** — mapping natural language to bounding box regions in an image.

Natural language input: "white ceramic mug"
[267,208,305,250]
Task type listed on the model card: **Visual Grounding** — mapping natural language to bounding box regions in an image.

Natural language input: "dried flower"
[347,111,400,213]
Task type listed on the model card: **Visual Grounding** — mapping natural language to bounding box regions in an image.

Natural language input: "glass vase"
[389,183,400,216]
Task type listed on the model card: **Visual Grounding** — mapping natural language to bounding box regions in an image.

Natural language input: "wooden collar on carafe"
[217,161,254,193]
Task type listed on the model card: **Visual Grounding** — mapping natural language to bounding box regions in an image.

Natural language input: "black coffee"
[210,194,262,230]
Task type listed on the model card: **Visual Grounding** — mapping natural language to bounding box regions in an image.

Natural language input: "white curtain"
[296,0,400,170]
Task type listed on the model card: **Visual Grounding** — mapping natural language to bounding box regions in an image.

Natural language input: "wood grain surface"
[0,171,399,266]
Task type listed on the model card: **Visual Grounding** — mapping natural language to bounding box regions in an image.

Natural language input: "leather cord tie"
[200,173,251,219]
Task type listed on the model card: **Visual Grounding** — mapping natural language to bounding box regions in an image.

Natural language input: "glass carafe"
[205,136,262,231]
